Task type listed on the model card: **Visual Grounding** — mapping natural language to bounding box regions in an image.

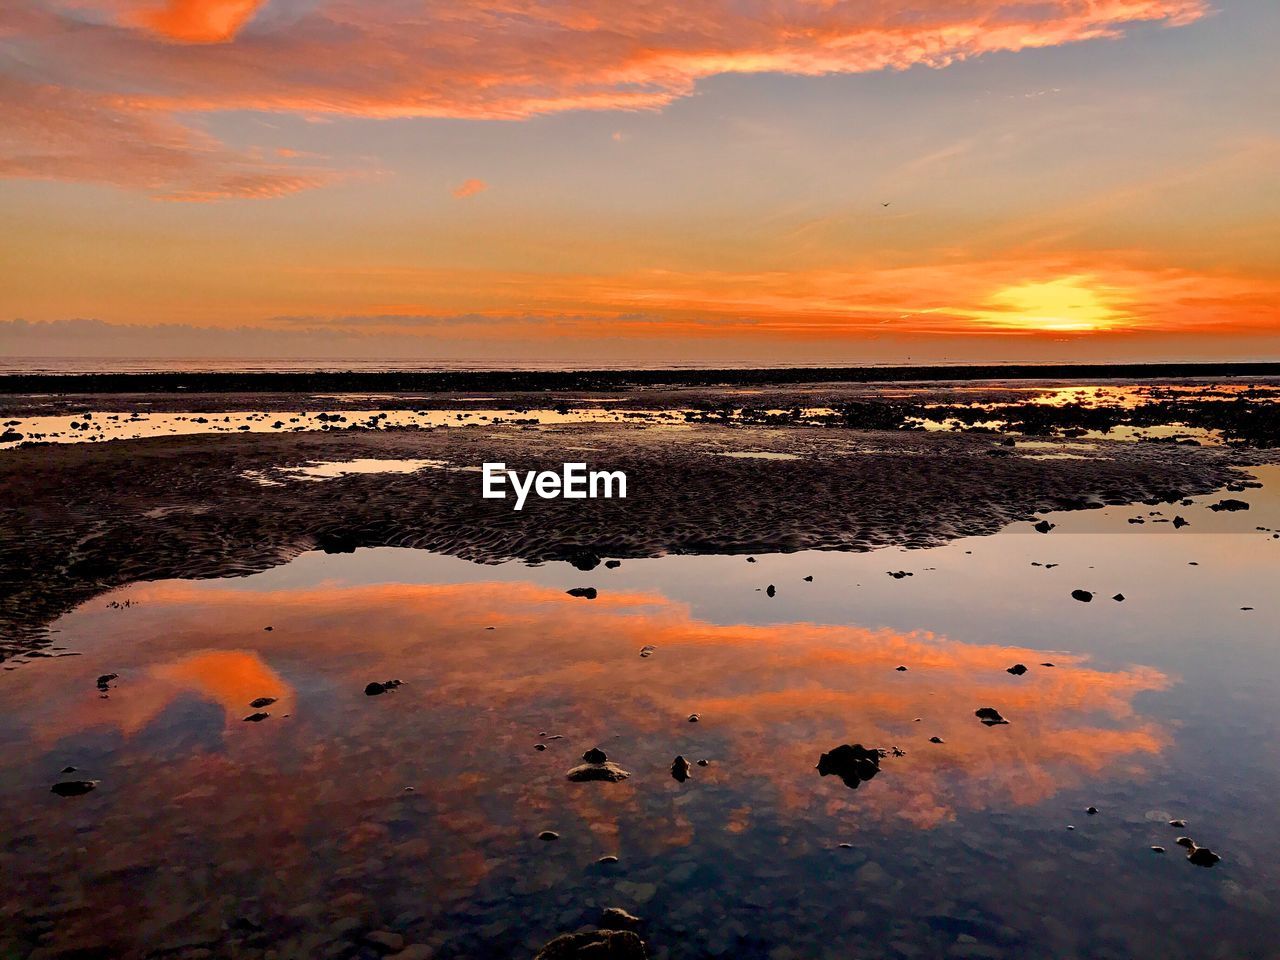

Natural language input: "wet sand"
[2,414,1273,656]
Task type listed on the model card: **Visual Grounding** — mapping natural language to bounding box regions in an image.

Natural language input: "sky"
[1,0,1277,364]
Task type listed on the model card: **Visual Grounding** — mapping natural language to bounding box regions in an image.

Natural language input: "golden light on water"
[968,278,1135,333]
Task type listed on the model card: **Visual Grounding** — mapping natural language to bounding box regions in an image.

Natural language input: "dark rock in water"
[597,855,619,864]
[1034,520,1055,534]
[1112,594,1125,602]
[1209,499,1249,512]
[639,645,657,658]
[263,626,273,631]
[888,571,913,579]
[975,707,1009,725]
[0,430,23,443]
[1187,845,1221,867]
[1175,836,1195,848]
[929,737,944,744]
[1151,846,1165,854]
[538,830,560,841]
[803,575,814,582]
[1006,663,1027,675]
[96,673,118,688]
[1071,589,1094,602]
[687,713,700,722]
[766,584,776,597]
[696,759,709,766]
[52,780,98,797]
[746,557,756,563]
[582,747,608,764]
[605,560,622,569]
[1173,516,1190,528]
[1041,662,1056,667]
[670,755,692,782]
[568,762,632,783]
[534,929,647,960]
[569,552,602,571]
[534,743,547,751]
[601,907,642,929]
[249,697,277,708]
[816,743,884,789]
[1169,819,1187,827]
[1086,806,1098,815]
[364,680,402,696]
[566,587,598,599]
[60,765,76,773]
[895,665,908,672]
[242,712,270,722]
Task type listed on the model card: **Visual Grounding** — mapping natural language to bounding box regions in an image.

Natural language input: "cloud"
[451,178,488,199]
[0,74,337,199]
[129,0,267,43]
[0,0,1210,197]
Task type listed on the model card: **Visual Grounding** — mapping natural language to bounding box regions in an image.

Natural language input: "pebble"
[242,712,270,722]
[1006,663,1027,676]
[566,587,598,599]
[51,780,99,797]
[974,707,1009,725]
[538,831,560,841]
[1071,589,1094,602]
[249,697,277,708]
[639,645,656,658]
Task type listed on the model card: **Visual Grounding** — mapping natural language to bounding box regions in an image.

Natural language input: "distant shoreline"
[3,362,1280,394]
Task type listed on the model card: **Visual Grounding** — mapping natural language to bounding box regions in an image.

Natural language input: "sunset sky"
[1,0,1277,363]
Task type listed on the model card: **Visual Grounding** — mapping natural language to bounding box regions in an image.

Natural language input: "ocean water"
[1,468,1276,959]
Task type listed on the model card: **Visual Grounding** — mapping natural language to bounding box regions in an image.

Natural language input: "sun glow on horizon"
[966,278,1136,334]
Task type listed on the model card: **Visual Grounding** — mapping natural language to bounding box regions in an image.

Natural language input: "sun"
[969,277,1136,333]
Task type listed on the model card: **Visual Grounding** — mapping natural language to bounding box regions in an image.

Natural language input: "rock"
[1151,846,1165,854]
[1033,520,1055,533]
[242,712,270,722]
[687,713,700,722]
[670,756,692,783]
[534,743,547,751]
[96,673,118,688]
[0,430,23,443]
[566,587,598,599]
[597,855,619,864]
[816,744,884,789]
[766,584,776,597]
[1169,819,1187,827]
[974,707,1009,725]
[1040,662,1055,667]
[746,557,756,563]
[365,931,405,953]
[803,576,814,582]
[1175,837,1195,848]
[929,737,944,744]
[566,749,631,782]
[52,780,98,797]
[533,929,646,960]
[364,680,402,696]
[263,625,273,631]
[1086,806,1098,815]
[888,571,913,579]
[639,645,656,658]
[1112,594,1125,602]
[1006,663,1027,675]
[601,907,642,929]
[60,765,76,773]
[605,560,622,569]
[1173,516,1190,528]
[538,830,560,841]
[696,759,709,766]
[1071,589,1094,602]
[249,697,277,708]
[1209,499,1249,512]
[1187,845,1221,867]
[895,665,908,672]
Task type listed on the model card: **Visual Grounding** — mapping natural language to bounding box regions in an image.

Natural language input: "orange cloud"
[0,0,1209,197]
[130,0,265,43]
[451,178,489,199]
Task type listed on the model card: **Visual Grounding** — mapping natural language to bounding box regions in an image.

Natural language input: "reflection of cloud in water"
[38,577,1172,832]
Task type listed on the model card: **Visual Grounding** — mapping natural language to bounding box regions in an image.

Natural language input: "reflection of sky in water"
[1,469,1277,957]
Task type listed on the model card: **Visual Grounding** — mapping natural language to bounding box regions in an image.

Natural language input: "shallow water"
[1,471,1278,959]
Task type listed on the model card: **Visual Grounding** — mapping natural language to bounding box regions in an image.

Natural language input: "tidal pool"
[1,471,1277,959]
